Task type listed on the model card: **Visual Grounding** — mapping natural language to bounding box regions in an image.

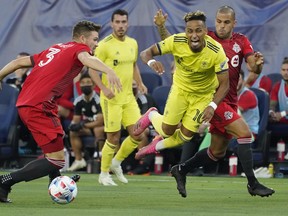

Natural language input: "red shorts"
[18,101,64,153]
[209,102,241,139]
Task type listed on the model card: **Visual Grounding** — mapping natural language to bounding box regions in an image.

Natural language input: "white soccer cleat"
[98,173,118,186]
[110,164,128,184]
[67,158,87,171]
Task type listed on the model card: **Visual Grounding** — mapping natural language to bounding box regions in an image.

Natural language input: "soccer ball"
[48,176,78,204]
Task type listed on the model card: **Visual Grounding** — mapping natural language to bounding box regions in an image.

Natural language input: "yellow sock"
[101,140,117,172]
[115,136,139,161]
[162,129,192,149]
[150,112,168,137]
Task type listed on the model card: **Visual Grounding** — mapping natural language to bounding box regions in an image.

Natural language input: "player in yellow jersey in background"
[133,11,229,173]
[92,9,147,186]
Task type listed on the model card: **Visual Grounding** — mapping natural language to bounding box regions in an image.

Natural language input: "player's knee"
[179,130,193,142]
[162,125,176,137]
[208,147,226,159]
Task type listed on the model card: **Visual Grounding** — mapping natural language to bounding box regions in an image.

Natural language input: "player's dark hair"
[18,52,30,56]
[79,72,91,81]
[183,10,206,25]
[282,57,288,64]
[217,5,236,20]
[111,9,128,21]
[72,20,101,39]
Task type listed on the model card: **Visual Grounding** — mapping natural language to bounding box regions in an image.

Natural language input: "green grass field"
[0,172,287,216]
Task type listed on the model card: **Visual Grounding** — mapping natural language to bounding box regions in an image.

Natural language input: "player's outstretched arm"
[202,70,229,123]
[0,56,32,90]
[140,44,165,75]
[88,68,115,99]
[78,51,122,93]
[154,9,171,40]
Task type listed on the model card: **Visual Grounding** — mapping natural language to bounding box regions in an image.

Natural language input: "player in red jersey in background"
[152,6,274,198]
[245,72,272,93]
[0,20,121,203]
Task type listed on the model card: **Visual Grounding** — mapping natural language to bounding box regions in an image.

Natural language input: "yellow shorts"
[101,98,141,132]
[163,85,213,132]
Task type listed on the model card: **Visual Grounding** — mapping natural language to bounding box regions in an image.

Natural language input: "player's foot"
[247,181,275,197]
[170,165,187,198]
[110,164,128,184]
[135,136,162,160]
[133,107,158,136]
[0,182,11,203]
[67,158,87,171]
[70,174,81,183]
[98,173,117,186]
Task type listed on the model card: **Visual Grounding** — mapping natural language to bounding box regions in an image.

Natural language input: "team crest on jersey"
[201,61,208,68]
[232,43,241,53]
[224,111,233,120]
[92,105,97,113]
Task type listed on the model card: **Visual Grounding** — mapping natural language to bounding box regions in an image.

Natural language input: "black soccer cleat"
[247,182,275,197]
[0,183,12,203]
[71,174,81,183]
[170,165,187,198]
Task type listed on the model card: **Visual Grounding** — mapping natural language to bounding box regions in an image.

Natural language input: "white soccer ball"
[48,176,78,204]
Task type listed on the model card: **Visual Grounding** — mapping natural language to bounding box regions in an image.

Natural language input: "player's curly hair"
[183,10,207,24]
[72,20,101,39]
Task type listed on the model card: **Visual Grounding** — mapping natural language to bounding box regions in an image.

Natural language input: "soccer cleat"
[170,165,187,198]
[247,182,275,197]
[0,183,11,203]
[98,173,118,186]
[110,164,128,184]
[135,136,162,160]
[67,158,87,171]
[71,174,81,183]
[133,107,158,136]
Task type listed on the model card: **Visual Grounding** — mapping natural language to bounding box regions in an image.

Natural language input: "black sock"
[237,144,257,186]
[1,158,60,187]
[179,148,218,175]
[49,170,61,184]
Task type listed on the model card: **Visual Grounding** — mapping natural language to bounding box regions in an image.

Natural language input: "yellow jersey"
[95,34,138,104]
[157,33,228,94]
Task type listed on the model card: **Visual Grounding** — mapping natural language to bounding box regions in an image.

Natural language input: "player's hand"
[154,9,168,27]
[107,71,122,93]
[138,82,148,94]
[201,106,215,123]
[102,86,115,99]
[254,51,264,66]
[149,61,165,75]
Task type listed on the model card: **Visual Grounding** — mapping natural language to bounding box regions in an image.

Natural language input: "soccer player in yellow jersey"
[133,11,229,169]
[92,9,147,186]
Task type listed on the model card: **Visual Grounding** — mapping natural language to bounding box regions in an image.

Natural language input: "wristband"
[280,111,286,117]
[147,59,156,67]
[209,101,217,110]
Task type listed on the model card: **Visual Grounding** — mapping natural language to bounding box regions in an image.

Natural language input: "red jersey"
[16,42,91,107]
[238,89,257,111]
[208,31,254,105]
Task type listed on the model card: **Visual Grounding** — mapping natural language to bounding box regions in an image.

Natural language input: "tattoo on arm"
[158,25,171,40]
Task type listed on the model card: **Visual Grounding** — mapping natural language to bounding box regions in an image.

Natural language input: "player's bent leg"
[226,118,275,197]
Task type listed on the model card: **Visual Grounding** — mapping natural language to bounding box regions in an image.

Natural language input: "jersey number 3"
[38,47,61,67]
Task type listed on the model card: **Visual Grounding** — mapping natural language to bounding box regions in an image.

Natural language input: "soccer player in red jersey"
[0,20,121,203]
[153,6,274,197]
